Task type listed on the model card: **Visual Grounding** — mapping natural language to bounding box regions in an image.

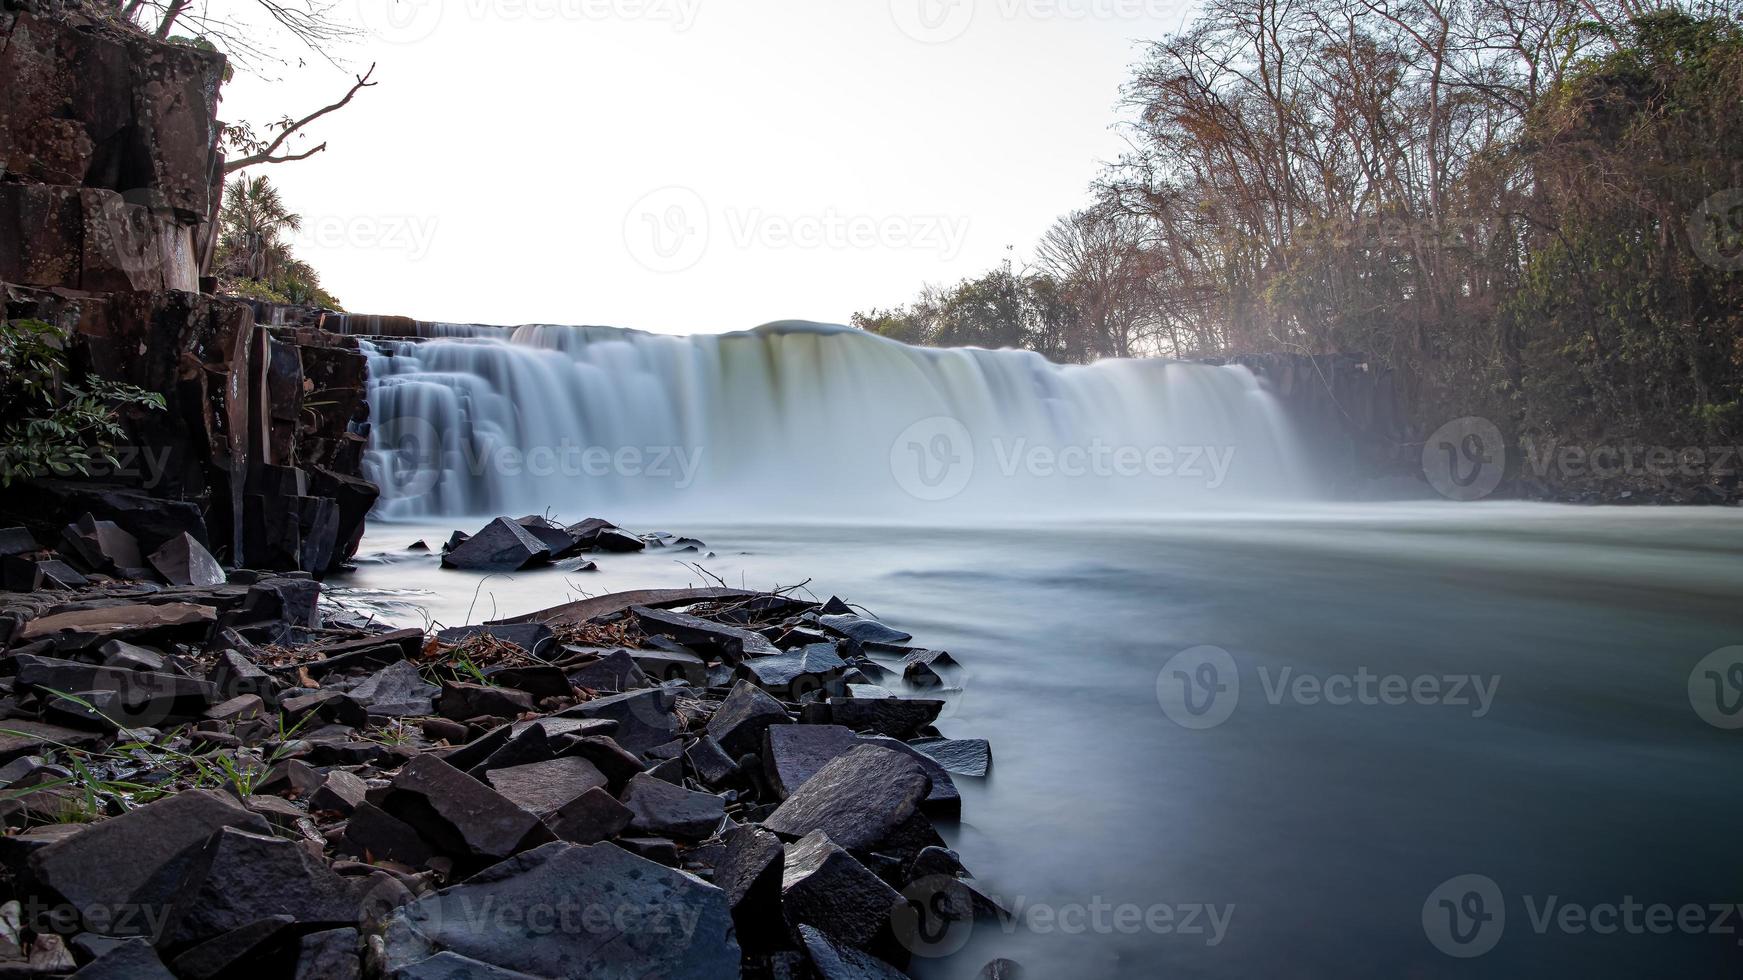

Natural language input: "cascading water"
[344,319,1318,521]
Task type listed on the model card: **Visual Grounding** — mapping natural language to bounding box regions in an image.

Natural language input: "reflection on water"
[339,504,1743,979]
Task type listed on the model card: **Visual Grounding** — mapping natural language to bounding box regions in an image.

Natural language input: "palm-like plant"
[217,174,301,284]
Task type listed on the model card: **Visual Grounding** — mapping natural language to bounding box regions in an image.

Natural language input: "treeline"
[857,1,1743,446]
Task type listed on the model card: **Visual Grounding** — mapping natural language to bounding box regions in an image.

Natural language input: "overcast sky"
[214,0,1194,333]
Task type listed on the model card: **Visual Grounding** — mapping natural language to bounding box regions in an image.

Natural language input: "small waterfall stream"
[340,318,1317,520]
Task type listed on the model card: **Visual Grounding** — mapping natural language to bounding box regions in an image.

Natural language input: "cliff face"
[0,2,377,574]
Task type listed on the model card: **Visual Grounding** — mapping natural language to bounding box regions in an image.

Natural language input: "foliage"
[0,319,166,488]
[215,174,345,311]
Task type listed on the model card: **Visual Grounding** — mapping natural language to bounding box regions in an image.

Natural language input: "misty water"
[335,322,1743,978]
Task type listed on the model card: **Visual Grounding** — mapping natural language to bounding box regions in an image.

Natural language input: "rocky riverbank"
[0,513,1008,979]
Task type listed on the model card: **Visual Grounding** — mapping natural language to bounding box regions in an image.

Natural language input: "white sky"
[214,0,1195,333]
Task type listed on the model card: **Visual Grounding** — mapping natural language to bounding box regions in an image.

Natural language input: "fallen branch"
[224,64,377,173]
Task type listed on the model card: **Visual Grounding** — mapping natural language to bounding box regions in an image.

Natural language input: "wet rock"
[705,680,791,758]
[565,517,645,552]
[163,826,356,947]
[544,786,633,845]
[435,623,555,657]
[819,613,912,651]
[908,845,971,882]
[439,519,551,572]
[828,696,944,739]
[764,727,957,815]
[738,643,849,694]
[294,928,361,980]
[343,803,436,868]
[381,841,738,979]
[68,939,177,979]
[780,830,902,951]
[349,661,440,717]
[632,605,779,661]
[147,533,225,588]
[797,924,910,980]
[558,688,679,756]
[29,790,270,936]
[715,824,784,951]
[764,745,931,854]
[512,516,580,557]
[619,772,725,841]
[380,756,550,862]
[908,737,991,777]
[566,648,651,693]
[484,757,609,819]
[978,958,1024,979]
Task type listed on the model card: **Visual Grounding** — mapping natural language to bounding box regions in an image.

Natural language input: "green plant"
[0,319,166,487]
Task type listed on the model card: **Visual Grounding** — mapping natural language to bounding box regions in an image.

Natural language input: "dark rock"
[797,924,910,980]
[387,950,542,979]
[163,826,356,948]
[299,629,425,675]
[208,650,273,700]
[16,601,215,648]
[908,845,971,882]
[484,757,609,819]
[632,605,779,661]
[716,824,784,951]
[684,735,738,787]
[908,737,991,777]
[28,790,269,936]
[146,533,225,588]
[706,679,790,758]
[343,803,435,868]
[559,735,647,789]
[738,643,849,697]
[458,723,555,777]
[764,726,958,814]
[565,517,645,552]
[294,928,361,980]
[204,694,265,723]
[2,555,45,591]
[978,958,1025,980]
[0,527,41,557]
[828,696,944,739]
[619,772,725,841]
[349,661,439,717]
[68,939,177,979]
[613,836,679,865]
[439,519,550,572]
[407,540,430,552]
[512,516,579,557]
[544,785,633,845]
[0,719,103,763]
[381,841,738,978]
[819,613,912,650]
[281,689,369,729]
[60,514,144,576]
[100,639,166,672]
[257,758,324,799]
[309,770,369,814]
[764,745,931,854]
[820,596,854,616]
[419,718,469,744]
[434,623,555,657]
[441,531,470,553]
[437,681,534,721]
[630,647,709,685]
[483,664,570,700]
[780,830,902,951]
[566,648,651,692]
[558,688,678,756]
[380,756,550,862]
[169,915,297,980]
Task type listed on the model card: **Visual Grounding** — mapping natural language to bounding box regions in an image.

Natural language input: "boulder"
[484,757,609,819]
[705,680,790,758]
[162,827,356,948]
[566,649,651,693]
[797,924,910,980]
[684,735,737,787]
[738,643,849,694]
[763,745,931,854]
[348,661,439,717]
[59,514,145,576]
[169,916,297,979]
[763,726,958,814]
[828,696,945,739]
[437,680,534,721]
[147,533,225,588]
[715,824,784,951]
[619,772,725,842]
[379,756,550,862]
[29,790,270,936]
[780,830,902,951]
[908,737,991,777]
[512,516,579,557]
[67,940,177,979]
[558,688,678,756]
[0,527,41,557]
[565,518,645,552]
[381,842,738,979]
[294,928,362,980]
[544,786,633,845]
[439,519,551,572]
[308,770,369,814]
[343,803,435,868]
[819,613,912,651]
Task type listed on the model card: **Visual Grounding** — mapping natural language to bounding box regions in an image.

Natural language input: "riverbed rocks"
[0,562,1001,977]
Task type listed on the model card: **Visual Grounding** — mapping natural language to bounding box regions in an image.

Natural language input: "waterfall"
[342,318,1318,521]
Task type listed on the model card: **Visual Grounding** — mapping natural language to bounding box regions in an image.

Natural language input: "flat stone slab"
[485,757,609,818]
[382,841,738,979]
[908,737,991,777]
[620,772,726,841]
[763,744,931,854]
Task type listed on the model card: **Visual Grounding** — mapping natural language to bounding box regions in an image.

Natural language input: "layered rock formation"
[0,1,377,573]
